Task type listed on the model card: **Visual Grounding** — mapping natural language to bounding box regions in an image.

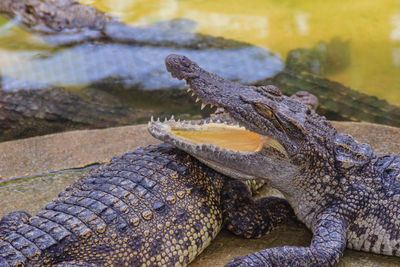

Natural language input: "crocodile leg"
[222,179,297,239]
[225,210,346,267]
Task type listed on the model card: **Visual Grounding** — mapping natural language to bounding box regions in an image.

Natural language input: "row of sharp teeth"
[148,119,246,155]
[170,72,216,110]
[148,115,242,128]
[186,87,215,110]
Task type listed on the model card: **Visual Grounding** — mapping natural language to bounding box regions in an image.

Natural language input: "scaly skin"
[0,144,295,266]
[153,54,400,266]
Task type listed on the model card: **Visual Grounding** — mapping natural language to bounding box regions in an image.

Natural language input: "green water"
[82,0,400,104]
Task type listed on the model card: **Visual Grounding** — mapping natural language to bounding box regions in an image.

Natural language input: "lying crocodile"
[2,94,316,267]
[0,78,316,265]
[149,54,400,266]
[0,143,286,266]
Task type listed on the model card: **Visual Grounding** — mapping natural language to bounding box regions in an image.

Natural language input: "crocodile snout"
[165,54,198,80]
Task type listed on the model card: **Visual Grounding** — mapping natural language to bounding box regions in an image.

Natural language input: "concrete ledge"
[0,125,160,179]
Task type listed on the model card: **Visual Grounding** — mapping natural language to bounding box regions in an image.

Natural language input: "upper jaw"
[165,54,254,110]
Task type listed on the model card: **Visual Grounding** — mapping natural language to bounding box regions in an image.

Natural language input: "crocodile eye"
[253,102,275,120]
[259,85,282,96]
[336,144,351,155]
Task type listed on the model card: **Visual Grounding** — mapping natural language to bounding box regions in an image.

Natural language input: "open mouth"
[148,116,286,153]
[148,54,287,159]
[170,122,263,152]
[148,99,286,158]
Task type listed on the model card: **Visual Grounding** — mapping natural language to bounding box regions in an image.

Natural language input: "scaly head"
[149,54,374,191]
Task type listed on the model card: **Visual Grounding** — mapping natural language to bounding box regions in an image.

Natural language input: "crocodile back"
[0,144,225,266]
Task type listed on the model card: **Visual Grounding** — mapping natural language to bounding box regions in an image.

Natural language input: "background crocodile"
[0,0,282,142]
[254,38,400,127]
[150,54,400,266]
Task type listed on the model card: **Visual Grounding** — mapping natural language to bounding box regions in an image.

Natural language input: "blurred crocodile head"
[148,54,372,192]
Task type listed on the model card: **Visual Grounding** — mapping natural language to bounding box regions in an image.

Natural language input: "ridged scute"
[0,144,226,266]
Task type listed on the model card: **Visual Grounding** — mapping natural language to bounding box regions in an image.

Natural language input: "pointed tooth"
[196,97,200,103]
[192,92,195,96]
[157,117,160,122]
[177,119,181,122]
[164,118,167,123]
[210,104,215,108]
[151,116,154,122]
[201,103,206,110]
[170,115,175,121]
[187,88,191,92]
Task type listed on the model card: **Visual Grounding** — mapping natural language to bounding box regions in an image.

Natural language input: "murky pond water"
[82,0,400,104]
[0,0,399,140]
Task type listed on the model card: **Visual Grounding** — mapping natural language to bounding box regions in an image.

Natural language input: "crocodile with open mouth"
[148,54,400,266]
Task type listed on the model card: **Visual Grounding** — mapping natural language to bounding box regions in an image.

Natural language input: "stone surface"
[0,124,160,179]
[1,121,400,266]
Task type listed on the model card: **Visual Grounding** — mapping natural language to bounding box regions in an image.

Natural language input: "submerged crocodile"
[149,54,400,266]
[257,38,400,127]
